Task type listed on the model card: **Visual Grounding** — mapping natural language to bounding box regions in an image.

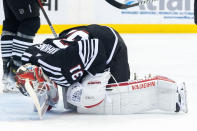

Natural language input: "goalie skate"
[3,83,19,93]
[2,58,19,93]
[3,72,19,93]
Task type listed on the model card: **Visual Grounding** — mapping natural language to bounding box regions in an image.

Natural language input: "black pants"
[2,0,40,35]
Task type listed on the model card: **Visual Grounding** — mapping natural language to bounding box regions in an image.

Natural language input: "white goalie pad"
[77,76,179,114]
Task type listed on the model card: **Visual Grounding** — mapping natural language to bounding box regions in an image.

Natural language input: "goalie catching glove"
[15,63,59,107]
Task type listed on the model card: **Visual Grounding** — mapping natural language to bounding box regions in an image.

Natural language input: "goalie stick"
[37,0,58,38]
[105,0,158,9]
[25,79,49,119]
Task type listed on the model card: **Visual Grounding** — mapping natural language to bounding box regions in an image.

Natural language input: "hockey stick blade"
[25,79,49,119]
[105,0,158,9]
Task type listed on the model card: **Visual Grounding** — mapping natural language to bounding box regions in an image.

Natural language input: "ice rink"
[0,33,197,131]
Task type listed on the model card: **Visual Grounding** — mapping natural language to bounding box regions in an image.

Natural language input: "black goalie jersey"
[22,24,130,87]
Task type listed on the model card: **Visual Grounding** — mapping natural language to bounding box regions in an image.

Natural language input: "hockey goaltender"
[15,24,187,118]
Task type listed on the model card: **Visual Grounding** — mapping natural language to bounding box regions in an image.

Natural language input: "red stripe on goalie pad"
[106,76,175,88]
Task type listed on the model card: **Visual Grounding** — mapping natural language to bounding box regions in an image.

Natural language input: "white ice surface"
[0,34,197,131]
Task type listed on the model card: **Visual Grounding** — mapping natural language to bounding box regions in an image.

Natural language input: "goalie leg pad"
[77,76,179,114]
[157,79,177,112]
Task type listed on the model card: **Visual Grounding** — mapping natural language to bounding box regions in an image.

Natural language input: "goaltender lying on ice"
[14,24,187,119]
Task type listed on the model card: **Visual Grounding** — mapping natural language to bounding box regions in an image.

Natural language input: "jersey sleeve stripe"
[83,40,87,64]
[12,52,22,57]
[85,39,90,66]
[37,59,72,87]
[90,39,94,57]
[57,83,71,87]
[49,78,68,85]
[49,76,67,81]
[23,52,32,57]
[84,39,99,70]
[12,49,25,53]
[12,47,26,52]
[78,39,99,70]
[38,59,61,72]
[55,80,69,84]
[41,66,62,76]
[78,41,86,64]
[21,57,29,62]
[78,39,98,70]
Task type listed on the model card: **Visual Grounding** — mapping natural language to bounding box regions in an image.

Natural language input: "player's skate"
[2,58,10,92]
[15,63,59,119]
[2,58,20,93]
[175,82,188,113]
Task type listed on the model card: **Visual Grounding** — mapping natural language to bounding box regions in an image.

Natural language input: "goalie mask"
[15,63,57,98]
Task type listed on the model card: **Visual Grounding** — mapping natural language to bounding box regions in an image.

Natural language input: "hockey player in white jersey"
[15,25,187,118]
